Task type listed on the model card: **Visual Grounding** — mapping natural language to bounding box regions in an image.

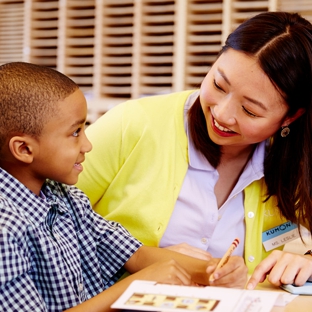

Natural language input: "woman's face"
[200,48,290,150]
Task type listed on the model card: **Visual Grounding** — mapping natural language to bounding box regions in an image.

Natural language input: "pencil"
[209,238,240,282]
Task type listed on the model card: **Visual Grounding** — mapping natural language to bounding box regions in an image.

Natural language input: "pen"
[209,238,240,282]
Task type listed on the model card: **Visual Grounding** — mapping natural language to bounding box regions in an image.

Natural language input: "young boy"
[0,62,247,312]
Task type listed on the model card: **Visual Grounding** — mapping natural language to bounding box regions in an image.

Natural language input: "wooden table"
[256,280,311,312]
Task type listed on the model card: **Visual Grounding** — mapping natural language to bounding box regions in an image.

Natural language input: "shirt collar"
[187,125,216,171]
[0,168,69,225]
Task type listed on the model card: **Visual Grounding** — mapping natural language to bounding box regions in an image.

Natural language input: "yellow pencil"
[209,238,240,282]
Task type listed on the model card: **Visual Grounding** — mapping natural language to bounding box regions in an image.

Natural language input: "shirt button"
[201,238,208,244]
[248,255,255,262]
[54,234,60,240]
[247,212,254,218]
[218,215,222,220]
[79,283,84,291]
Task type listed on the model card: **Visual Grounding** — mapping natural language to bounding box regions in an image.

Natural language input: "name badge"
[262,221,299,252]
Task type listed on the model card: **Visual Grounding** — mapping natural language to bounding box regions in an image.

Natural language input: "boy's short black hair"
[0,62,78,149]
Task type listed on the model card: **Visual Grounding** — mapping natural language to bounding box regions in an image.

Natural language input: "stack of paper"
[112,280,297,312]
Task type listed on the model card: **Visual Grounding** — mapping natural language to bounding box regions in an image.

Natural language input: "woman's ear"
[9,135,35,164]
[281,108,305,127]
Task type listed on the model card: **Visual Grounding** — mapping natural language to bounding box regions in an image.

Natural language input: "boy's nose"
[82,135,92,153]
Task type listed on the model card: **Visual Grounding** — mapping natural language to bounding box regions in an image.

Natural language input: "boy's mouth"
[74,162,83,171]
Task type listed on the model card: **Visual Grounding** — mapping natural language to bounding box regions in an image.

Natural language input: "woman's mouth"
[213,118,233,132]
[211,115,236,137]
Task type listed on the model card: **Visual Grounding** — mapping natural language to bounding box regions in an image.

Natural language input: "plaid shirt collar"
[0,167,70,225]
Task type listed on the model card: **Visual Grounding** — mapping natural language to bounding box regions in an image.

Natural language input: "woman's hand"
[247,250,312,290]
[207,256,248,289]
[164,243,212,261]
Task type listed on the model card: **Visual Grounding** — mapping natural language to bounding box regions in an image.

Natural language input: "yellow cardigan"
[77,90,286,274]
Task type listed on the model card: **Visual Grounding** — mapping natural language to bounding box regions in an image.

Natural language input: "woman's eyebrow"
[218,67,267,111]
[244,96,267,111]
[217,68,231,85]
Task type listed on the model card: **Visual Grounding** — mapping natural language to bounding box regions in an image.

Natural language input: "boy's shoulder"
[0,194,30,238]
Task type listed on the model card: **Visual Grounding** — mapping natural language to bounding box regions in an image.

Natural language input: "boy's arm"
[65,259,192,312]
[66,246,247,312]
[124,245,248,288]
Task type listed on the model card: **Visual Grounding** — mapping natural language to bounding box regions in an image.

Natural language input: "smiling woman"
[76,11,312,290]
[200,50,290,148]
[196,48,302,208]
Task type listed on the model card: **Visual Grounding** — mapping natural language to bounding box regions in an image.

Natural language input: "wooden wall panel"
[0,0,310,122]
[29,0,59,68]
[0,1,24,64]
[185,0,223,90]
[60,0,95,92]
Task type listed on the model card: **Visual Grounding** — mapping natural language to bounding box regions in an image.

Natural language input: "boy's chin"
[59,176,79,186]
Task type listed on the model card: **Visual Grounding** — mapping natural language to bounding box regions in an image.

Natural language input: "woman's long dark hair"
[188,12,312,234]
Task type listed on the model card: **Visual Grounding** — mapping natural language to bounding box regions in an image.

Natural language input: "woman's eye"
[73,128,81,137]
[242,106,257,118]
[213,79,224,91]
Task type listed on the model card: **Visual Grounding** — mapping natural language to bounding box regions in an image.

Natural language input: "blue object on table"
[281,281,312,295]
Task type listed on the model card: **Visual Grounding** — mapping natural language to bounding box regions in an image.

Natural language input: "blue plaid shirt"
[0,168,142,312]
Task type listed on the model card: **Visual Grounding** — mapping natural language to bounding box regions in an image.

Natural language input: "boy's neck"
[0,160,44,196]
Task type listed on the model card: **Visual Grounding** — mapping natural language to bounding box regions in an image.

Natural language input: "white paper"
[111,280,296,312]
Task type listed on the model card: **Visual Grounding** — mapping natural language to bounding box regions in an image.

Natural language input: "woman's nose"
[213,95,237,125]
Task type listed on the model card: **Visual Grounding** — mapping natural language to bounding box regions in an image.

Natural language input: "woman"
[77,11,312,288]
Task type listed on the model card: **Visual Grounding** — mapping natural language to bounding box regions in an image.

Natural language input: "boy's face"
[32,89,92,186]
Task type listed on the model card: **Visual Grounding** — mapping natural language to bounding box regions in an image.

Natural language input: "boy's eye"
[242,106,257,118]
[73,128,81,137]
[213,79,224,91]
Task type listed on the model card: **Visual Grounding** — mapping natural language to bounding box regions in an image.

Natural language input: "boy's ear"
[282,108,305,127]
[8,135,35,164]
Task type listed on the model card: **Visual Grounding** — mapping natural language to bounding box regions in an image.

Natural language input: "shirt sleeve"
[68,185,143,289]
[90,208,142,278]
[0,224,47,312]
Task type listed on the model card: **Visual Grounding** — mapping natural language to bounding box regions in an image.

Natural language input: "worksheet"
[111,280,296,312]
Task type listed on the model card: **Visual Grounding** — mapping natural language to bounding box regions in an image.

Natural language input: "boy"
[0,62,247,312]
